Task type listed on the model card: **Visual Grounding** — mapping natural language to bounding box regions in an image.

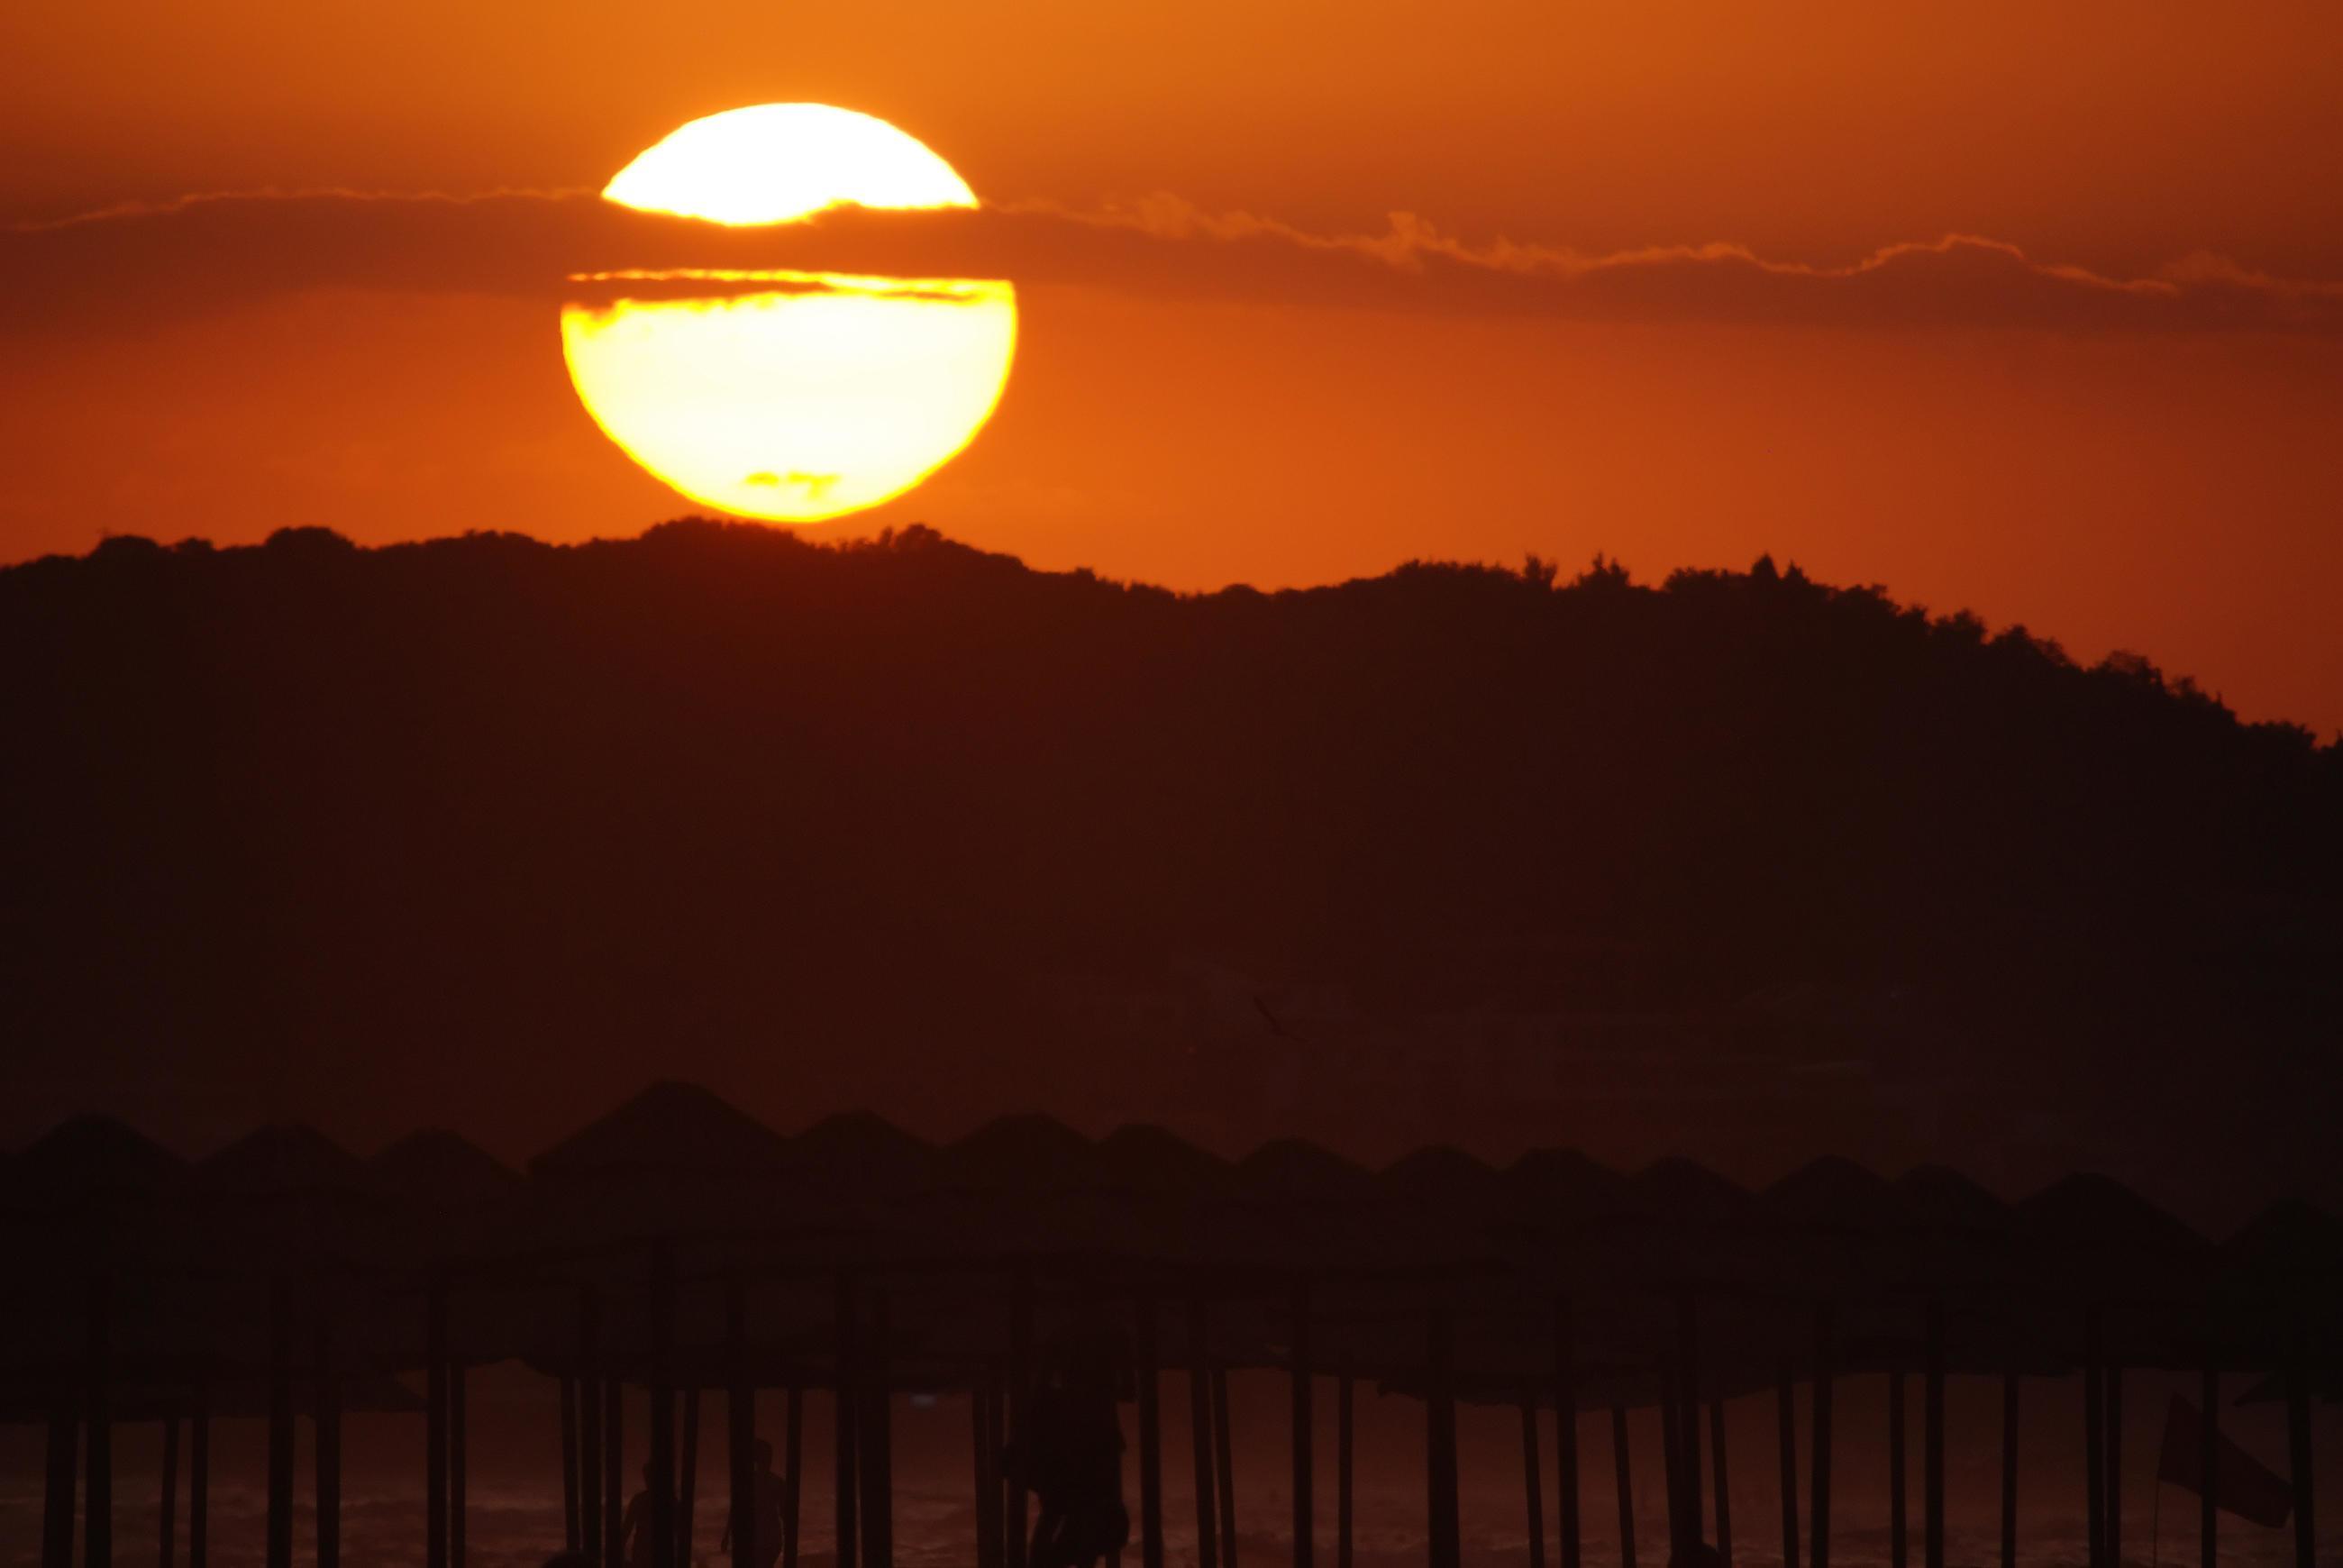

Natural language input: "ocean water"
[0,1475,2316,1568]
[3,1369,2330,1568]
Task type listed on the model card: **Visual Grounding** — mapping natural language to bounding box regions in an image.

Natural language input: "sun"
[561,105,1015,524]
[602,104,977,225]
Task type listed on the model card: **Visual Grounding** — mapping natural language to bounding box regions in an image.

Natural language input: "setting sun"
[564,105,1013,523]
[601,104,978,225]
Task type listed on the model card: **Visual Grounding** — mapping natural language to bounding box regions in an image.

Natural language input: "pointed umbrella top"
[1763,1155,1901,1231]
[948,1113,1098,1190]
[2220,1199,2343,1292]
[2019,1172,2206,1255]
[16,1114,188,1204]
[1380,1144,1499,1198]
[199,1123,368,1199]
[2016,1171,2211,1310]
[361,1128,526,1267]
[1502,1147,1631,1227]
[1094,1123,1233,1195]
[1238,1137,1372,1203]
[789,1109,939,1196]
[530,1080,793,1180]
[1894,1163,2013,1233]
[366,1129,524,1209]
[1629,1156,1755,1226]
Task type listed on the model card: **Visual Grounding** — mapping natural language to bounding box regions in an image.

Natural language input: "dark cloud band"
[6,187,2339,340]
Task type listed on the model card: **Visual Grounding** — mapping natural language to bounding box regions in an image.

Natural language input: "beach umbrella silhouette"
[2015,1172,2211,1359]
[1894,1163,2012,1233]
[1092,1122,1235,1199]
[8,1117,204,1375]
[188,1122,414,1369]
[1502,1146,1632,1229]
[532,1080,798,1186]
[367,1128,525,1217]
[789,1109,941,1202]
[1764,1155,1905,1233]
[14,1114,187,1207]
[1380,1144,1500,1199]
[2218,1199,2343,1389]
[946,1113,1099,1192]
[506,1082,808,1381]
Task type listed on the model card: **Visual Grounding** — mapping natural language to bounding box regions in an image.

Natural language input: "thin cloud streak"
[6,187,2341,340]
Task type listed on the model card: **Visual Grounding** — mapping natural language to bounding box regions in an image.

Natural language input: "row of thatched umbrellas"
[6,1081,2337,1568]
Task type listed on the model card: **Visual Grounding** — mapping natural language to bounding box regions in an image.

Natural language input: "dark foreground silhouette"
[2,521,2337,1213]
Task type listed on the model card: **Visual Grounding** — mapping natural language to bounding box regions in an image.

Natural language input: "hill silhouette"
[3,521,2337,1213]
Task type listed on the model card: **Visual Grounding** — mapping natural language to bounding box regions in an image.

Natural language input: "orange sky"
[5,1,2342,731]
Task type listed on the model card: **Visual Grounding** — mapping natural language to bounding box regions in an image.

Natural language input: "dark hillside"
[5,522,2336,1211]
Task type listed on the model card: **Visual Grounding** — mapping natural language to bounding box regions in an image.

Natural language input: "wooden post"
[1810,1307,1834,1568]
[1137,1294,1166,1568]
[652,1244,678,1568]
[728,1280,755,1568]
[266,1279,290,1568]
[1609,1407,1636,1568]
[606,1370,627,1568]
[1006,1271,1029,1568]
[835,1274,860,1568]
[2199,1364,2217,1568]
[1426,1309,1462,1568]
[2083,1309,2104,1568]
[1661,1371,1683,1563]
[1998,1374,2018,1568]
[1677,1294,1703,1555]
[451,1361,470,1568]
[1888,1369,1907,1568]
[428,1280,450,1568]
[581,1290,604,1568]
[317,1313,342,1568]
[564,1379,584,1554]
[1709,1393,1732,1568]
[578,1374,599,1563]
[1290,1280,1314,1568]
[990,1370,1010,1568]
[2104,1365,2123,1568]
[1190,1302,1220,1568]
[189,1387,209,1568]
[1922,1305,1944,1568]
[783,1383,804,1568]
[1214,1366,1240,1568]
[160,1415,180,1568]
[42,1397,75,1568]
[2286,1334,2313,1568]
[1552,1302,1582,1568]
[680,1387,702,1567]
[1776,1364,1800,1568]
[1337,1364,1355,1568]
[90,1273,115,1568]
[2090,1312,2109,1565]
[1520,1398,1546,1568]
[973,1368,1001,1568]
[860,1291,893,1568]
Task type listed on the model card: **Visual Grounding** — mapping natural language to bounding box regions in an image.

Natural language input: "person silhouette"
[718,1437,789,1568]
[619,1462,664,1568]
[1020,1317,1130,1568]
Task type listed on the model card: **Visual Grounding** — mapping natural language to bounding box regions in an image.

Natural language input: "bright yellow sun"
[561,105,1015,523]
